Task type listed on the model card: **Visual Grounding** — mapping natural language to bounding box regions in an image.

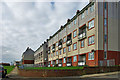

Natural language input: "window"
[60,50,61,55]
[68,46,71,52]
[63,58,66,63]
[63,37,66,43]
[56,51,58,56]
[88,19,94,30]
[74,19,77,25]
[86,9,88,15]
[73,43,77,50]
[88,35,95,45]
[73,56,77,62]
[81,12,84,19]
[63,48,66,53]
[56,60,58,64]
[90,4,94,12]
[51,61,53,64]
[51,46,52,49]
[54,52,55,56]
[73,30,77,38]
[68,24,71,28]
[51,54,53,57]
[56,42,58,46]
[64,28,66,32]
[81,40,84,48]
[72,21,74,26]
[88,52,94,60]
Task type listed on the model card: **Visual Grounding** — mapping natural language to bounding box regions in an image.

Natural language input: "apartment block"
[34,42,48,67]
[47,1,120,67]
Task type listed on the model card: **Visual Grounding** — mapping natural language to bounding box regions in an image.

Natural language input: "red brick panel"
[23,60,34,64]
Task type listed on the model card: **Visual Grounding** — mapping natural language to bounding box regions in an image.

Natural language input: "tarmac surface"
[0,66,120,80]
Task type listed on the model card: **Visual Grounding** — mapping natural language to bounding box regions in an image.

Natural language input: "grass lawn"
[23,66,84,70]
[3,66,15,74]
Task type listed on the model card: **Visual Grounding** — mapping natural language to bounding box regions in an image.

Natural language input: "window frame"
[88,18,95,30]
[88,52,94,60]
[81,40,85,48]
[88,35,95,46]
[56,51,58,56]
[63,36,66,44]
[74,19,77,25]
[73,42,77,51]
[90,4,94,13]
[56,42,58,47]
[73,56,77,62]
[86,9,88,16]
[59,50,62,55]
[68,45,71,52]
[73,29,77,38]
[63,47,66,54]
[81,12,84,19]
[63,58,66,63]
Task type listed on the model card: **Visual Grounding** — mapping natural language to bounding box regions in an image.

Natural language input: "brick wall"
[18,66,120,77]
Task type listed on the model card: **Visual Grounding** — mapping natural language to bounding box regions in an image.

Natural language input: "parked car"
[0,65,7,78]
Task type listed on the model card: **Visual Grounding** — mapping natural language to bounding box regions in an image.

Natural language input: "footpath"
[7,66,22,78]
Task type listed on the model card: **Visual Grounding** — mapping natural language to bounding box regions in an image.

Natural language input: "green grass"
[23,66,84,70]
[3,66,15,74]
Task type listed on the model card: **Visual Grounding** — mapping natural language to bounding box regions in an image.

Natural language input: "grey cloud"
[1,2,88,63]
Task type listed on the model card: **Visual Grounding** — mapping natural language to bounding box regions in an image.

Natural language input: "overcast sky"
[0,1,89,63]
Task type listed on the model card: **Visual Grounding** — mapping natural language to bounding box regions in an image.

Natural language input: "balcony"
[78,61,86,66]
[66,62,72,67]
[66,40,72,46]
[52,48,55,52]
[48,65,50,67]
[58,45,62,50]
[48,50,50,54]
[58,63,62,67]
[78,32,86,41]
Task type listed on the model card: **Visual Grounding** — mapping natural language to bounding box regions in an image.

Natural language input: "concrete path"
[7,66,22,78]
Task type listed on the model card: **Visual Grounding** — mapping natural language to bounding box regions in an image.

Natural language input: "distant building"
[22,47,34,65]
[0,63,10,66]
[34,42,48,67]
[14,61,20,66]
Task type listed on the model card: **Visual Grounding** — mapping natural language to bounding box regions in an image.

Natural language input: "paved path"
[6,66,22,78]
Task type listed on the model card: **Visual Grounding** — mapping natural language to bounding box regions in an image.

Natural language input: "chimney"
[67,19,71,23]
[60,25,64,29]
[76,10,80,14]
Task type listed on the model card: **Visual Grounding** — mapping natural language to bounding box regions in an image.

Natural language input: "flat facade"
[34,42,48,67]
[47,1,120,67]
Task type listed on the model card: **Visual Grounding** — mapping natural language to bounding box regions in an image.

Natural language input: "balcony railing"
[78,32,86,41]
[66,62,72,67]
[48,65,50,67]
[58,45,62,50]
[58,63,62,67]
[52,48,55,52]
[48,50,50,54]
[66,39,72,46]
[78,61,86,66]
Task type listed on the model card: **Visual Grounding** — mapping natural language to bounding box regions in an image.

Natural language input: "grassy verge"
[23,66,84,70]
[3,66,15,74]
